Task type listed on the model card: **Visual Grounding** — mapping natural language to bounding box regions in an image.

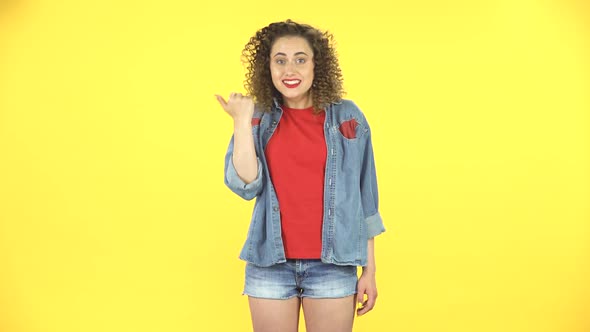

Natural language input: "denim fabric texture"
[243,259,358,299]
[224,98,385,267]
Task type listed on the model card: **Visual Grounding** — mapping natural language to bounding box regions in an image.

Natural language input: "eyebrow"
[273,52,309,57]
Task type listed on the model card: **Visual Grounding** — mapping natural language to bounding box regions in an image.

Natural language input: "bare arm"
[216,93,258,183]
[231,118,258,183]
[364,237,376,275]
[357,237,378,316]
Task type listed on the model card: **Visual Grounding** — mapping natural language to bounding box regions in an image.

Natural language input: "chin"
[282,92,303,99]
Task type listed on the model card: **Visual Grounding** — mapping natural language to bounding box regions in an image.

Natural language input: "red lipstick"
[282,79,301,89]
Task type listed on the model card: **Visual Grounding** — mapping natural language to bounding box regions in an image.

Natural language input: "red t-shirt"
[265,105,327,258]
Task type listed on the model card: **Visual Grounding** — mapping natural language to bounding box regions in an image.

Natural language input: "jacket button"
[273,206,279,212]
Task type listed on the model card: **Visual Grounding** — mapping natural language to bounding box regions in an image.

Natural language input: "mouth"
[282,79,301,89]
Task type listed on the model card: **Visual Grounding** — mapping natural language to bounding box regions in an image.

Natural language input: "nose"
[285,60,296,75]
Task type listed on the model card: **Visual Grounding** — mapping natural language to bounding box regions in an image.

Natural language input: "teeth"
[283,80,301,85]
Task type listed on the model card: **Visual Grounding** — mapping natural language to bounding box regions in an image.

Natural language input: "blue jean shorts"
[243,259,358,299]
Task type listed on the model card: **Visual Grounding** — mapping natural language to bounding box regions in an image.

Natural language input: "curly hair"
[241,19,344,114]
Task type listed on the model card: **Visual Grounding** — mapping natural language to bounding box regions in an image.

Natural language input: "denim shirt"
[223,98,385,267]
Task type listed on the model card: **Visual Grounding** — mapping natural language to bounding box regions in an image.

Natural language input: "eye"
[275,59,286,65]
[296,58,306,64]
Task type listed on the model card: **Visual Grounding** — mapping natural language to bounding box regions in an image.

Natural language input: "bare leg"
[248,296,301,332]
[301,295,356,332]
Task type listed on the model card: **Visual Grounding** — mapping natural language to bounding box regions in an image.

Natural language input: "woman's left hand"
[356,270,378,316]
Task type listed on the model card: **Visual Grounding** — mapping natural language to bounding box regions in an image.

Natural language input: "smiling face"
[269,36,315,109]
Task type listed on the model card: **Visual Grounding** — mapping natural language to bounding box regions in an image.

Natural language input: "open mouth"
[282,79,301,88]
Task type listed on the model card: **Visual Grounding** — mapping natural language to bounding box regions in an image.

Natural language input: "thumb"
[215,94,228,109]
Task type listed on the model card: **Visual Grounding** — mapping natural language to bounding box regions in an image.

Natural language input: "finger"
[215,94,228,109]
[356,289,365,305]
[357,301,369,316]
[366,291,377,312]
[357,290,377,316]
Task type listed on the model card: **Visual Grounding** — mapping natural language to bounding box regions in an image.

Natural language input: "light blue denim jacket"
[224,98,385,267]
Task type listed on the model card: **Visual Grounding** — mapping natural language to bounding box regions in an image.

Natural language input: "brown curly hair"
[241,19,344,114]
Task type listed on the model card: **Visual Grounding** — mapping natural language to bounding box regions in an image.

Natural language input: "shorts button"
[273,206,279,212]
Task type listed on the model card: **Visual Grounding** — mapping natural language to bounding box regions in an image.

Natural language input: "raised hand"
[215,92,255,125]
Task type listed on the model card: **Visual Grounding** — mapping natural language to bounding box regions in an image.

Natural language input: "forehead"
[270,36,313,55]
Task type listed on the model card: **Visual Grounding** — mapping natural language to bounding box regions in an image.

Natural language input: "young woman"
[215,19,385,332]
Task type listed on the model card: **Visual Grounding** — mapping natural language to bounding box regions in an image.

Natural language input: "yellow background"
[0,0,589,331]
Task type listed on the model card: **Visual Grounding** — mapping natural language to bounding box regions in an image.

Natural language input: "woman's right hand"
[216,92,259,186]
[215,92,255,125]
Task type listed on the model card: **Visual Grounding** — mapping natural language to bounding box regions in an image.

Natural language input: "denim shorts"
[243,259,358,299]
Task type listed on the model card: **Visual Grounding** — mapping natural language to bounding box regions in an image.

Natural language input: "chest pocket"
[251,115,263,137]
[336,116,368,141]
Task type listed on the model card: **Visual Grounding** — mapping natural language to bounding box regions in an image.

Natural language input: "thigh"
[249,297,301,332]
[302,295,356,332]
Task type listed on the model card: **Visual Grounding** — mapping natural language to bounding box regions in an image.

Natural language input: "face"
[269,36,315,108]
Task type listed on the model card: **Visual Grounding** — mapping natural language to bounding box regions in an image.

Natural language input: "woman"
[215,19,385,332]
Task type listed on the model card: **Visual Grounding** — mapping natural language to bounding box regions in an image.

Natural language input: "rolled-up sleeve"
[360,122,386,239]
[223,134,263,200]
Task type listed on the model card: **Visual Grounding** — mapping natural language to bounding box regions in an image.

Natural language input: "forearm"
[363,237,376,275]
[232,119,258,184]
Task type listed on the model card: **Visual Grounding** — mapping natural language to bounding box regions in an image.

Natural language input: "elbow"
[224,174,263,201]
[224,157,264,201]
[239,189,259,201]
[239,172,258,185]
[223,136,264,200]
[365,211,385,238]
[228,188,253,200]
